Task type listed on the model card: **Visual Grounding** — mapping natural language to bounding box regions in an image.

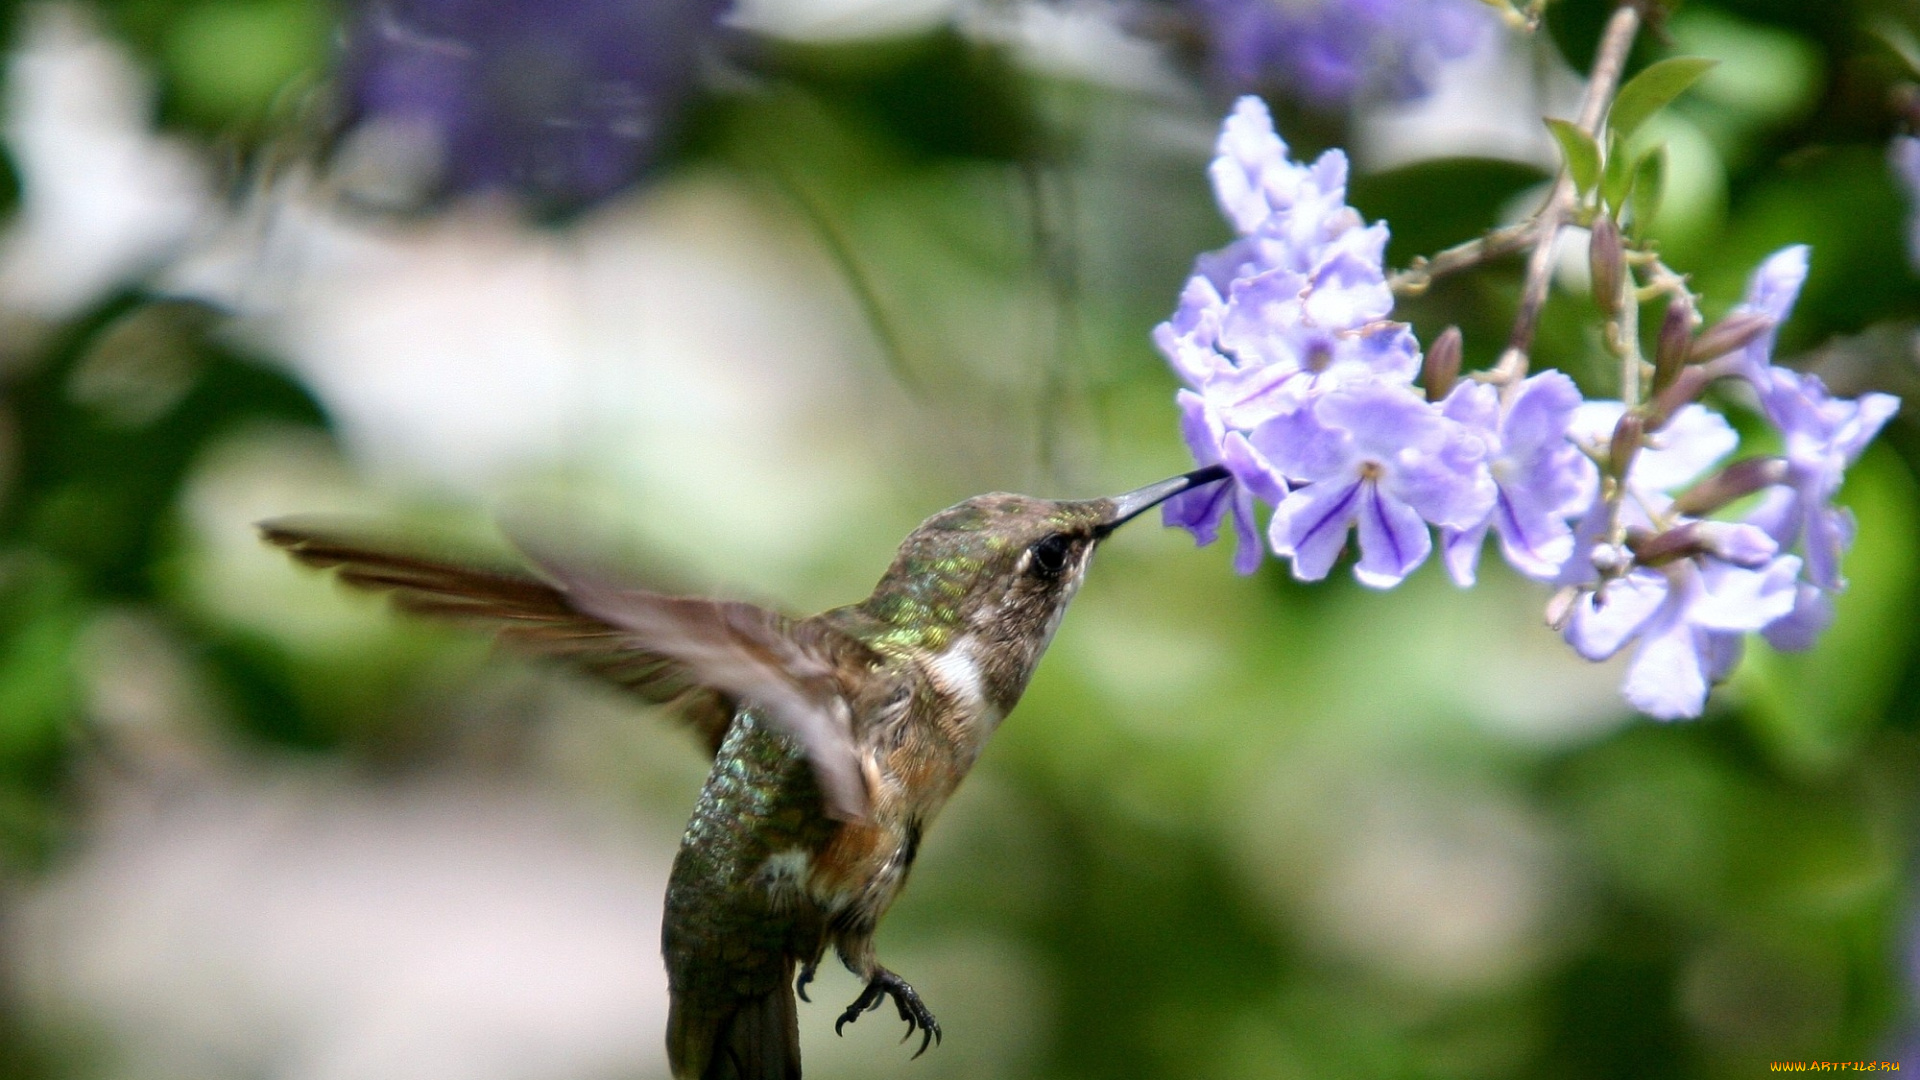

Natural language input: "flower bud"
[1628,521,1778,569]
[1643,365,1712,433]
[1625,525,1691,567]
[1422,325,1463,402]
[1589,216,1625,316]
[1651,296,1693,394]
[1607,411,1644,480]
[1670,456,1790,517]
[1687,311,1775,365]
[1696,521,1780,567]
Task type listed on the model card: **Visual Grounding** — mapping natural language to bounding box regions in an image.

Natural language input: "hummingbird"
[259,463,1228,1080]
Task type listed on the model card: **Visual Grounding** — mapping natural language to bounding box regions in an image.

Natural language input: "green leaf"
[1607,57,1719,142]
[1544,118,1602,197]
[1601,129,1633,213]
[1628,146,1667,237]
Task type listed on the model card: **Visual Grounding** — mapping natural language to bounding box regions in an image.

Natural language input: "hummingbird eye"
[1027,533,1074,578]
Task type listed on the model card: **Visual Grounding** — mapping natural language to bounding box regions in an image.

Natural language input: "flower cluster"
[1181,0,1497,107]
[339,0,726,212]
[1163,98,1901,720]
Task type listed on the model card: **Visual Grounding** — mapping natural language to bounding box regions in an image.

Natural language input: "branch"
[1388,221,1539,296]
[1488,3,1644,394]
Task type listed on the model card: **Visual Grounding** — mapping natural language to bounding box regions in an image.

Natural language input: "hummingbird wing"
[259,519,742,751]
[259,519,878,820]
[522,548,877,822]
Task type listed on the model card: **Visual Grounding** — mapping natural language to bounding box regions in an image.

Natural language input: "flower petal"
[1229,480,1265,575]
[1563,569,1669,661]
[1352,481,1432,587]
[1690,555,1801,632]
[1315,381,1442,454]
[1273,479,1361,580]
[1249,401,1356,483]
[1206,361,1306,430]
[1502,371,1585,460]
[1222,430,1289,504]
[1801,502,1855,592]
[1491,486,1577,579]
[1728,244,1808,380]
[1632,404,1739,492]
[1441,519,1491,587]
[1165,390,1230,543]
[1220,267,1311,370]
[1620,616,1710,720]
[1388,417,1495,529]
[1208,96,1291,235]
[1761,583,1833,652]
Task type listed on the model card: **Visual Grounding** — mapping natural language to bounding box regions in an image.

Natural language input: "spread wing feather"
[521,545,878,821]
[258,519,878,817]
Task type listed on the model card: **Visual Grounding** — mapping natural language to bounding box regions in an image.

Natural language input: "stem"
[761,159,924,396]
[1489,3,1643,396]
[1633,253,1695,309]
[1592,238,1646,553]
[1388,221,1538,296]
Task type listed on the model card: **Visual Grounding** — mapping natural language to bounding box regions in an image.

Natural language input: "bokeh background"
[0,0,1918,1077]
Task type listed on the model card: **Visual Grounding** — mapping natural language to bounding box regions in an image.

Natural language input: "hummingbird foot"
[833,969,942,1058]
[795,960,817,1003]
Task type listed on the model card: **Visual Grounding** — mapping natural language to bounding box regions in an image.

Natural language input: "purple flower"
[1257,382,1494,587]
[1564,400,1739,534]
[1439,372,1598,585]
[1708,247,1903,648]
[1894,136,1920,272]
[1205,100,1367,257]
[1163,390,1283,574]
[1563,549,1801,720]
[1743,369,1899,649]
[1718,244,1808,385]
[339,0,725,211]
[1183,0,1498,107]
[1160,97,1428,572]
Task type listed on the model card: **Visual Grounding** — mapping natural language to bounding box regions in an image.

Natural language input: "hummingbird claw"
[834,969,942,1059]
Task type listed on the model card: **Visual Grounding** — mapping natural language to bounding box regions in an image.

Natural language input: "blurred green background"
[0,0,1918,1077]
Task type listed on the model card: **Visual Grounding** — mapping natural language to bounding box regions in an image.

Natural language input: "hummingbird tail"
[668,961,802,1080]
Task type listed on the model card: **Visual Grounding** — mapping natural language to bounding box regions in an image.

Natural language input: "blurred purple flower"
[1894,136,1920,271]
[1184,0,1498,107]
[1718,244,1807,384]
[1743,368,1899,650]
[1555,400,1738,594]
[1747,370,1900,590]
[1439,373,1597,585]
[1205,99,1364,249]
[340,0,726,211]
[1708,247,1902,649]
[1562,549,1801,720]
[1257,382,1493,587]
[1566,400,1739,532]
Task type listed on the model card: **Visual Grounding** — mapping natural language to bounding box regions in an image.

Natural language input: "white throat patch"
[924,636,988,715]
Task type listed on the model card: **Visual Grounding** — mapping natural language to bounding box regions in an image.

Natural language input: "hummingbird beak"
[1093,464,1230,537]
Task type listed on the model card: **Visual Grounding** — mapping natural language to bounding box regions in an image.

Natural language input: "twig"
[1631,252,1694,309]
[1388,221,1539,296]
[1488,3,1644,395]
[761,159,924,396]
